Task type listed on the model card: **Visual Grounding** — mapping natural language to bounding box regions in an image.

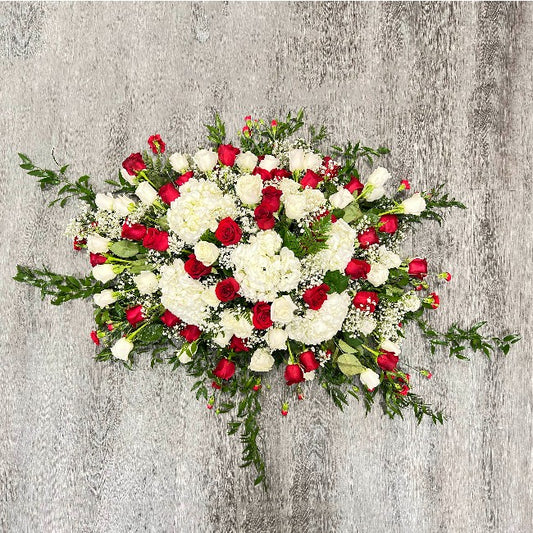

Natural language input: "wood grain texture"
[0,2,532,532]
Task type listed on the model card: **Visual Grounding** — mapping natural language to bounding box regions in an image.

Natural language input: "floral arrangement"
[15,111,519,486]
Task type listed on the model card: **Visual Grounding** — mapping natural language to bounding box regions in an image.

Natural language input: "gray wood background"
[0,2,531,532]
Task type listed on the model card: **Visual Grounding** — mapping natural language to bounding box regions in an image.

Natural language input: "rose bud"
[398,385,410,396]
[125,305,144,327]
[142,227,169,251]
[300,169,322,189]
[252,302,273,330]
[284,364,305,386]
[90,330,100,346]
[215,217,242,246]
[160,310,181,327]
[299,350,320,372]
[271,168,292,180]
[357,227,380,248]
[345,175,364,195]
[158,182,180,205]
[218,144,240,167]
[408,258,428,279]
[378,214,399,233]
[212,381,221,390]
[215,277,240,302]
[147,134,166,154]
[107,323,114,331]
[352,291,379,313]
[303,283,330,310]
[345,259,371,280]
[252,384,262,392]
[377,350,399,372]
[122,221,147,241]
[180,324,201,342]
[439,272,452,282]
[213,358,236,380]
[271,119,277,128]
[89,253,107,267]
[184,254,212,279]
[122,152,146,176]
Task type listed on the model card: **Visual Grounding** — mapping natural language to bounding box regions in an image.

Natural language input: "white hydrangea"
[167,178,236,244]
[312,219,358,272]
[220,309,254,340]
[287,292,351,345]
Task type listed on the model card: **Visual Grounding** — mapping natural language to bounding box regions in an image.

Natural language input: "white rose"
[135,181,158,205]
[193,149,218,172]
[303,371,316,381]
[236,173,263,205]
[259,154,279,172]
[120,167,136,185]
[235,151,258,173]
[93,289,117,308]
[169,152,189,174]
[95,193,114,211]
[366,186,386,202]
[271,295,297,324]
[248,348,275,372]
[87,234,110,253]
[113,195,135,217]
[92,264,117,283]
[367,263,389,287]
[283,193,307,220]
[381,340,401,355]
[111,337,133,361]
[178,351,193,364]
[304,151,323,172]
[134,271,158,294]
[266,328,288,351]
[367,167,391,187]
[401,193,426,216]
[288,149,305,172]
[360,368,380,389]
[329,187,354,209]
[194,241,220,266]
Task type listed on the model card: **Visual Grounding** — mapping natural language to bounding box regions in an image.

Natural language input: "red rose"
[180,324,201,342]
[261,186,282,212]
[73,236,86,250]
[408,258,428,279]
[184,254,212,279]
[213,358,236,380]
[300,169,322,189]
[299,350,320,372]
[158,182,180,205]
[284,364,305,386]
[215,217,242,246]
[254,204,276,230]
[271,168,291,180]
[215,277,240,301]
[377,350,399,371]
[345,175,364,195]
[160,310,181,327]
[378,214,399,233]
[176,170,193,186]
[252,302,273,329]
[345,259,371,279]
[122,221,147,241]
[352,291,379,313]
[147,134,166,154]
[90,330,100,346]
[90,253,107,267]
[122,153,146,176]
[229,335,249,352]
[357,227,380,249]
[218,144,240,166]
[126,305,144,327]
[143,228,169,251]
[303,283,330,310]
[252,166,272,181]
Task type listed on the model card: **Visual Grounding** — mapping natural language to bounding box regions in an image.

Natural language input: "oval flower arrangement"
[15,111,519,486]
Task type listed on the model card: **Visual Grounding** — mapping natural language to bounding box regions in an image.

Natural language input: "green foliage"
[331,142,390,182]
[405,184,466,226]
[105,169,136,194]
[109,240,140,258]
[337,352,366,376]
[13,265,100,305]
[280,214,331,258]
[324,270,349,293]
[205,113,227,147]
[18,153,96,209]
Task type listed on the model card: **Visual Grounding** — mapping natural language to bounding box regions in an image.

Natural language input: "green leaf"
[342,201,362,223]
[337,353,366,376]
[338,340,356,354]
[109,240,140,258]
[135,323,164,344]
[324,270,349,293]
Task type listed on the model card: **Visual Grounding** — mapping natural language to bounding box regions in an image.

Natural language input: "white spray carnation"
[367,263,389,287]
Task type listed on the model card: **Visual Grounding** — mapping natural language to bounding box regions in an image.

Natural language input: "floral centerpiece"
[15,111,519,486]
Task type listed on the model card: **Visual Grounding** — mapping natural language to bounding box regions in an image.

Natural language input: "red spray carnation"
[176,170,194,186]
[160,310,181,327]
[299,350,320,372]
[215,278,240,301]
[345,176,364,195]
[90,330,100,346]
[353,291,379,313]
[180,324,201,342]
[215,217,242,246]
[261,186,283,212]
[184,254,212,279]
[158,182,180,204]
[377,350,399,371]
[73,236,86,250]
[303,283,330,310]
[357,227,380,248]
[345,259,371,280]
[126,305,144,327]
[428,292,440,309]
[122,221,147,241]
[147,134,166,154]
[90,253,107,267]
[213,358,236,380]
[142,228,169,251]
[284,364,305,386]
[122,152,146,175]
[229,336,249,352]
[252,302,273,330]
[378,214,399,233]
[408,258,428,279]
[254,204,276,230]
[218,144,240,166]
[300,169,322,189]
